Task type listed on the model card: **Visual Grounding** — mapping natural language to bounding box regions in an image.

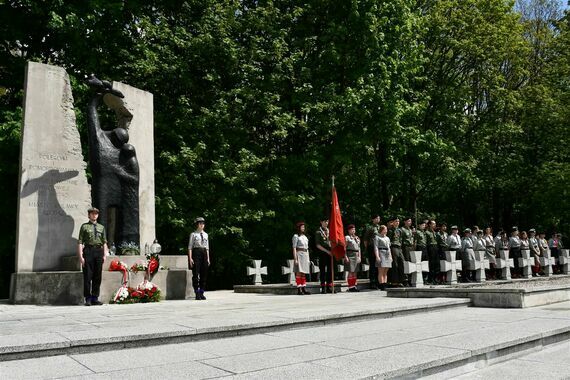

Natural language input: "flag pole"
[331,176,335,295]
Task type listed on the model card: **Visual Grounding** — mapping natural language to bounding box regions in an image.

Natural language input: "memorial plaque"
[16,62,91,272]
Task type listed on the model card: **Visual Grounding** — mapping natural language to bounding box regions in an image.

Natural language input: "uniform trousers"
[367,245,378,286]
[427,245,439,280]
[511,247,521,274]
[83,246,104,298]
[318,251,333,286]
[388,246,405,284]
[191,247,209,291]
[402,245,413,283]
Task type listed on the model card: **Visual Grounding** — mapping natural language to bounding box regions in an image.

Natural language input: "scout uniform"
[188,217,210,300]
[78,208,107,306]
[315,223,333,293]
[344,225,361,292]
[374,233,391,290]
[387,220,405,286]
[461,229,475,282]
[509,227,522,277]
[363,218,380,288]
[436,226,449,282]
[292,222,310,294]
[414,226,427,261]
[425,226,439,284]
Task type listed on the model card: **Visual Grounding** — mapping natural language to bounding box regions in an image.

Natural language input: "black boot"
[302,287,311,295]
[297,288,303,295]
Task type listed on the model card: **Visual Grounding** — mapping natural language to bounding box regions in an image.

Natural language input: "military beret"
[194,217,205,224]
[403,216,412,221]
[296,221,305,227]
[347,224,356,230]
[87,207,100,214]
[371,213,381,219]
[320,216,329,222]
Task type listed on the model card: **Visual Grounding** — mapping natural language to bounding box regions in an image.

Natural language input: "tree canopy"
[0,0,568,295]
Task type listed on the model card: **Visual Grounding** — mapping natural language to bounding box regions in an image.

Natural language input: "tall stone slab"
[15,62,91,272]
[111,82,155,248]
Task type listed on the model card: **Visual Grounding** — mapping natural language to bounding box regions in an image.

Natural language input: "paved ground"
[1,291,570,379]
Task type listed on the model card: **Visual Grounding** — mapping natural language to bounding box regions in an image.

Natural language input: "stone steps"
[0,295,469,362]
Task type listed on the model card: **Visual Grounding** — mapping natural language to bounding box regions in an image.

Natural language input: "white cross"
[247,259,267,285]
[311,261,320,274]
[518,250,533,279]
[539,249,556,276]
[440,251,462,284]
[404,251,429,287]
[281,259,295,285]
[495,249,514,280]
[473,250,489,282]
[337,264,348,282]
[559,249,570,275]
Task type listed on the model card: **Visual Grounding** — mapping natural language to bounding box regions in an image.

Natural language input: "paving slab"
[0,356,93,379]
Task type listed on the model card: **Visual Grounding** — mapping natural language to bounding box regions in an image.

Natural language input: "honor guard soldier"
[77,207,108,306]
[188,217,210,300]
[363,214,381,289]
[315,217,333,294]
[401,217,414,286]
[344,224,361,292]
[292,221,311,295]
[483,227,497,280]
[436,223,449,283]
[387,216,405,287]
[425,220,439,284]
[374,225,392,290]
[415,220,428,282]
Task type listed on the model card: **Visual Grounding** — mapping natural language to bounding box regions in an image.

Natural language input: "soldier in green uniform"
[414,220,428,282]
[77,207,108,306]
[315,217,333,294]
[425,220,439,284]
[387,216,404,286]
[363,214,381,289]
[401,217,414,287]
[436,223,449,283]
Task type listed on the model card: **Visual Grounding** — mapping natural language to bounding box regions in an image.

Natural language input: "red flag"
[329,186,346,260]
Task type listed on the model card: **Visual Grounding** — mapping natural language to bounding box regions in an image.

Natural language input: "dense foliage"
[0,0,568,295]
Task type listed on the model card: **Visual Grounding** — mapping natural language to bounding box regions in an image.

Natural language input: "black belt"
[378,248,389,251]
[347,249,359,252]
[85,244,102,249]
[296,248,307,251]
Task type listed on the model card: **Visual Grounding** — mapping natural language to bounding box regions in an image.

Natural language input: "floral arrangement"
[130,260,148,274]
[109,252,162,304]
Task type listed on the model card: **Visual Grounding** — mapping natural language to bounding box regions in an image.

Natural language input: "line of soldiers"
[294,215,566,294]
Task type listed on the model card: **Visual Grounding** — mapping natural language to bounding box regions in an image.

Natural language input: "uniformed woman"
[292,222,311,295]
[344,224,361,292]
[483,227,497,280]
[374,225,392,290]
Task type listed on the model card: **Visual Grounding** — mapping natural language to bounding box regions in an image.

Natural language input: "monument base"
[10,255,194,305]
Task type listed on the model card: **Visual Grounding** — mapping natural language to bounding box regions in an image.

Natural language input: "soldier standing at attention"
[363,214,381,289]
[483,227,497,280]
[78,207,108,306]
[188,217,210,300]
[292,222,311,295]
[344,224,361,292]
[538,231,549,275]
[315,217,333,294]
[415,220,428,282]
[425,220,439,284]
[388,217,405,287]
[374,225,392,290]
[401,217,414,287]
[436,223,449,283]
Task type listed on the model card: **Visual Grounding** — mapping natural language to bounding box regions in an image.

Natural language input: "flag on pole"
[329,184,346,260]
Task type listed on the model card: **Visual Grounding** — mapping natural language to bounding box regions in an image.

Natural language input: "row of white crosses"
[248,248,570,286]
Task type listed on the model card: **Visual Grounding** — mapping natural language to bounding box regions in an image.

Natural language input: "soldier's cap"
[403,216,412,221]
[529,228,536,233]
[451,225,458,230]
[388,216,400,222]
[511,226,518,232]
[194,217,205,224]
[347,224,356,230]
[477,230,483,235]
[464,228,472,233]
[87,207,100,214]
[420,220,427,225]
[296,221,305,227]
[320,216,329,222]
[440,222,447,227]
[371,213,381,219]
